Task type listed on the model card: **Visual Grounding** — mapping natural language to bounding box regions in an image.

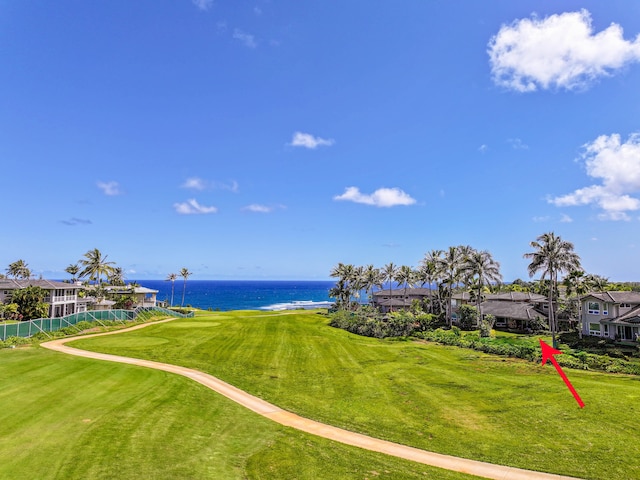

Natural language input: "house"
[0,279,160,319]
[102,285,158,308]
[371,288,435,313]
[452,291,547,329]
[0,279,79,317]
[372,288,547,330]
[581,291,640,341]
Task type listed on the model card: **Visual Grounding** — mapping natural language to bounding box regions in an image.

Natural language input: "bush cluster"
[328,310,441,339]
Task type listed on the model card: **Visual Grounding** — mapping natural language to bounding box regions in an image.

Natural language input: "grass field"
[69,310,640,480]
[0,343,480,479]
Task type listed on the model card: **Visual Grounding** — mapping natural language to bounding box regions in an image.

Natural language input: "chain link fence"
[0,307,194,341]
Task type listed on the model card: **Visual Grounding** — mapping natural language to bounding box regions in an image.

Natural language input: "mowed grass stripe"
[70,310,640,480]
[0,346,482,479]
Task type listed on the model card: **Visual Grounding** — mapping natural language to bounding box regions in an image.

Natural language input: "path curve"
[41,318,583,480]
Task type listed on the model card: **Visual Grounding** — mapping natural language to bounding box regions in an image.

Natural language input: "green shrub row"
[328,310,640,376]
[417,329,540,361]
[418,328,640,375]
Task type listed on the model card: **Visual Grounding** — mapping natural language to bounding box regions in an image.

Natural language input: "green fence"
[0,307,194,341]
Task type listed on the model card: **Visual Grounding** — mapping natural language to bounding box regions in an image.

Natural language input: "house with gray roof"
[373,287,547,330]
[371,288,435,313]
[0,279,80,317]
[452,291,547,330]
[581,291,640,341]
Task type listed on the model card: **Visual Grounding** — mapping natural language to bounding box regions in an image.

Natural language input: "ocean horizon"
[133,280,335,311]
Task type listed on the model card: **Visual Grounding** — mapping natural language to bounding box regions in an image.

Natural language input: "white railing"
[51,295,77,303]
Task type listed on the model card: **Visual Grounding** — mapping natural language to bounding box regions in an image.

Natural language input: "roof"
[372,288,435,298]
[95,299,116,306]
[0,279,77,290]
[486,292,546,302]
[605,305,640,325]
[101,285,159,294]
[133,287,158,294]
[582,291,640,305]
[452,292,547,303]
[374,298,412,307]
[480,301,545,322]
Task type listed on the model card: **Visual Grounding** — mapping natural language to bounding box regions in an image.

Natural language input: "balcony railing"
[51,295,77,303]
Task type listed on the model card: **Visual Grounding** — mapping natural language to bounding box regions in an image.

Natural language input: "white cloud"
[532,216,550,223]
[242,204,272,213]
[478,144,488,153]
[181,178,239,193]
[508,138,528,150]
[289,132,335,149]
[334,187,416,208]
[173,199,218,215]
[97,181,122,196]
[488,9,640,92]
[549,133,640,220]
[560,214,573,223]
[192,0,213,11]
[224,180,240,193]
[182,177,207,190]
[233,29,257,48]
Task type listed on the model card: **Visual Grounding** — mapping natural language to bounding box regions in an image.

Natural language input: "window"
[589,323,601,336]
[588,302,600,315]
[620,303,631,308]
[602,305,608,315]
[603,324,609,336]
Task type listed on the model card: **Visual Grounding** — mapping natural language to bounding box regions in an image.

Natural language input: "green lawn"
[70,310,640,480]
[0,346,480,480]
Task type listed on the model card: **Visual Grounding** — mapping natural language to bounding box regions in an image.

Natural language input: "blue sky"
[2,1,640,281]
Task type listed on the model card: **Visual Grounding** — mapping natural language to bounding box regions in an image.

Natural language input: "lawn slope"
[0,346,479,480]
[70,310,640,480]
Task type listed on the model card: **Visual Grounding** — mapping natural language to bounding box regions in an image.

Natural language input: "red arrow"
[539,339,585,408]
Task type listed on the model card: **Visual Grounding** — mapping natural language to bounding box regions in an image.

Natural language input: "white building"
[0,279,79,317]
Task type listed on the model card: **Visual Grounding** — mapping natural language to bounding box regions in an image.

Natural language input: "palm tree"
[65,264,80,283]
[166,273,178,307]
[394,265,415,303]
[585,274,609,292]
[79,248,116,286]
[439,246,470,327]
[180,267,192,307]
[329,280,349,309]
[524,232,581,348]
[381,262,398,312]
[418,249,443,314]
[465,250,502,327]
[362,265,383,305]
[6,259,31,279]
[329,262,364,309]
[563,270,591,338]
[350,265,365,307]
[109,267,125,286]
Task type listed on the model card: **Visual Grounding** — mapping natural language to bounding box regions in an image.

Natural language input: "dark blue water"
[135,280,335,311]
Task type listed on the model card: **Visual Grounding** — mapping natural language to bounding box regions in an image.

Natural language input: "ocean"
[135,280,335,311]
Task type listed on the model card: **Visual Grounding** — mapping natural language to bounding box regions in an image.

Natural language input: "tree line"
[329,231,620,347]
